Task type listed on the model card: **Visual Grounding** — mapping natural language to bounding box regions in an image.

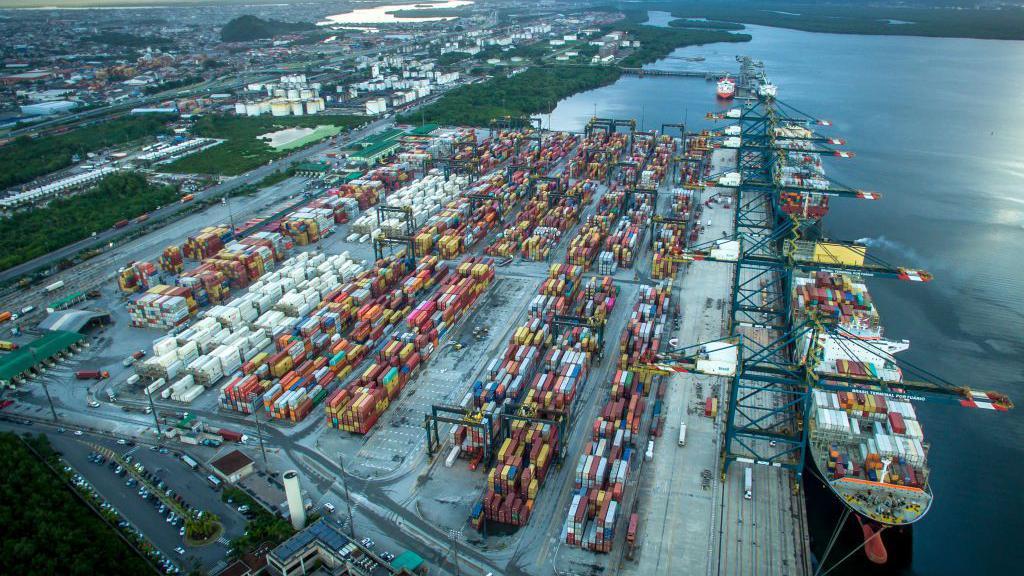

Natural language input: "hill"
[221,15,317,43]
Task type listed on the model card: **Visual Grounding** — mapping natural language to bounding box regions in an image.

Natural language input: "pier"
[619,67,730,80]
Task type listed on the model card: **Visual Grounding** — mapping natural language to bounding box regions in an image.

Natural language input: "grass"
[274,125,345,151]
[160,114,365,176]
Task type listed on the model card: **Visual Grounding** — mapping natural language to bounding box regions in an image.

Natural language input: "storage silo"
[283,470,306,530]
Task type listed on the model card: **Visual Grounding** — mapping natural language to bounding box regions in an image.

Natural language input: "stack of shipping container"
[468,268,618,531]
[562,282,673,552]
[326,257,495,433]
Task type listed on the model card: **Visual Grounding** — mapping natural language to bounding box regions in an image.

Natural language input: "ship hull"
[804,454,914,574]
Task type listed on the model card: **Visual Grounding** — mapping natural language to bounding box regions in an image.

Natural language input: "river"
[320,0,473,25]
[541,13,1024,576]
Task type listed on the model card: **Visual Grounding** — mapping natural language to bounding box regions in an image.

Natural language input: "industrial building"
[235,74,325,117]
[0,330,84,388]
[0,167,119,209]
[19,99,76,116]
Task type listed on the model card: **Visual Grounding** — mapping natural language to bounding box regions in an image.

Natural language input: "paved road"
[0,117,392,284]
[0,419,246,572]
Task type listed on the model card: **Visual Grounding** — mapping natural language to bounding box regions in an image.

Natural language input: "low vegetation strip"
[0,433,153,575]
[0,114,172,190]
[160,114,365,176]
[0,172,179,272]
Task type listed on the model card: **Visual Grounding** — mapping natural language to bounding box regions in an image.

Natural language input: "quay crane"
[644,91,1013,483]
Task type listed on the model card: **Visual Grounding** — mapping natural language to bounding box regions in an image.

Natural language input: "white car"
[116,439,127,445]
[74,430,84,436]
[174,547,185,555]
[88,401,101,408]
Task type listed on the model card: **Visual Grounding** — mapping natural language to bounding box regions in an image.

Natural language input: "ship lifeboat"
[857,516,889,565]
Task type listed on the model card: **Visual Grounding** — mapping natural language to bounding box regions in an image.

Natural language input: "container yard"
[2,90,869,576]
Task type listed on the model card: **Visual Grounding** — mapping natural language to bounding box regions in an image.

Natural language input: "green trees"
[0,433,152,575]
[221,487,294,558]
[667,2,1024,40]
[400,67,623,127]
[616,24,751,67]
[220,15,316,42]
[0,115,173,190]
[0,172,179,272]
[437,51,473,66]
[186,512,221,541]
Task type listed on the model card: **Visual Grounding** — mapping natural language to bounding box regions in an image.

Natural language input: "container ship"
[774,123,832,220]
[794,271,932,567]
[716,76,736,99]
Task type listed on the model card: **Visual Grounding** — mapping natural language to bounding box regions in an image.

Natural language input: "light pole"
[448,528,464,576]
[145,384,161,435]
[30,347,58,423]
[338,453,356,538]
[249,395,268,464]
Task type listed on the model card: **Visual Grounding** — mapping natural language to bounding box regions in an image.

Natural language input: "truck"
[217,428,244,443]
[678,421,687,447]
[75,370,110,380]
[743,467,753,500]
[0,341,19,351]
[181,454,199,470]
[44,280,65,293]
[113,219,130,229]
[180,194,195,203]
[0,311,11,324]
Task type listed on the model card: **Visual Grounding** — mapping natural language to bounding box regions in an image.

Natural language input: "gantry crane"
[639,92,1014,482]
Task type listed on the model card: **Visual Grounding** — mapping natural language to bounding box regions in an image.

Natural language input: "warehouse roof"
[391,550,424,572]
[293,161,330,173]
[0,330,83,382]
[38,310,110,333]
[351,139,400,162]
[408,123,438,136]
[210,449,254,477]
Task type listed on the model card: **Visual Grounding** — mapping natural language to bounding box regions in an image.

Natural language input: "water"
[320,0,473,25]
[542,14,1024,576]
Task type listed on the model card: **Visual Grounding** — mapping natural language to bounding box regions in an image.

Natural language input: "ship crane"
[706,169,882,201]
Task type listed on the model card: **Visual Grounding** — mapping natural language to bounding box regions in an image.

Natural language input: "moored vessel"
[716,76,736,99]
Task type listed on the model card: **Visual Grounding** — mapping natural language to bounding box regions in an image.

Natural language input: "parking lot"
[48,431,246,573]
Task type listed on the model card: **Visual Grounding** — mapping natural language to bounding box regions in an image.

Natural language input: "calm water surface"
[321,0,473,24]
[542,15,1024,575]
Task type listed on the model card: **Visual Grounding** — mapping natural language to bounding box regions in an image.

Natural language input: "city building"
[210,449,255,483]
[266,518,397,576]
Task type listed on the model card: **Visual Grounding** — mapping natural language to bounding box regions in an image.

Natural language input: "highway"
[0,116,393,286]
